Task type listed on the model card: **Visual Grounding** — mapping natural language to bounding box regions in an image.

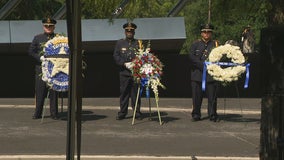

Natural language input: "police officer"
[189,24,219,122]
[29,17,59,120]
[113,22,143,120]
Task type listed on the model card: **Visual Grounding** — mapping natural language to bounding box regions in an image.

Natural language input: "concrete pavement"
[0,98,261,160]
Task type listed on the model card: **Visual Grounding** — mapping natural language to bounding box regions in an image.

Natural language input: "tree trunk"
[259,25,284,159]
[268,0,284,26]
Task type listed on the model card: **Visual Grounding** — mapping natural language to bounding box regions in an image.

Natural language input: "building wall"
[0,52,261,98]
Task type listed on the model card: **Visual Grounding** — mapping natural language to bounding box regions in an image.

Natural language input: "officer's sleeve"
[113,41,125,66]
[189,43,204,70]
[28,36,41,63]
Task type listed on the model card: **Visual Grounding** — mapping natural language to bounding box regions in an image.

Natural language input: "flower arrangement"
[206,44,247,83]
[130,40,165,99]
[41,35,70,92]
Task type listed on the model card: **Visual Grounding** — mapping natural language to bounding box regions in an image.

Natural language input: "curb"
[0,155,259,160]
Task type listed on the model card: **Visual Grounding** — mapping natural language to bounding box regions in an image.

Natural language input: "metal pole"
[167,0,189,17]
[66,0,82,159]
[0,0,22,20]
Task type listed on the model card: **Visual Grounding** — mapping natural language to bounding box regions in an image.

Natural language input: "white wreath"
[41,35,69,92]
[206,44,246,83]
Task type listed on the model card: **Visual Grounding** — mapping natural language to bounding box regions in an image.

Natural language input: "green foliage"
[81,0,118,19]
[1,0,275,54]
[118,0,177,19]
[178,0,272,54]
[1,0,63,20]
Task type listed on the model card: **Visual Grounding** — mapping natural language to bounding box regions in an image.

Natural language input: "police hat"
[123,22,137,31]
[200,24,214,32]
[42,17,57,25]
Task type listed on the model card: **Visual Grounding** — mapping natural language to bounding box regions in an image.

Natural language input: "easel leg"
[154,96,162,125]
[61,92,64,113]
[223,85,226,115]
[41,91,50,123]
[132,86,141,125]
[148,96,152,120]
[234,82,243,115]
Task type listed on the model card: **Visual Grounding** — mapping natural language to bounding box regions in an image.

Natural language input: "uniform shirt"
[29,33,55,65]
[113,38,138,76]
[189,39,218,82]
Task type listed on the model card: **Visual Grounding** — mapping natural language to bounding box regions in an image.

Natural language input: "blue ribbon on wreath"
[202,62,251,91]
[43,39,69,92]
[139,77,150,98]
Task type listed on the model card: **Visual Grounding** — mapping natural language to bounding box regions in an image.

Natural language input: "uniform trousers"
[191,80,218,118]
[34,65,58,117]
[118,75,141,117]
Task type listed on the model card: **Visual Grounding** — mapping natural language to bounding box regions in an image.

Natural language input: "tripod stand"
[41,90,65,123]
[132,85,162,125]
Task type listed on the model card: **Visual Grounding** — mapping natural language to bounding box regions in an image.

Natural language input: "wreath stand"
[41,90,65,123]
[222,81,243,117]
[202,61,250,120]
[132,85,162,125]
[59,92,66,113]
[41,90,50,123]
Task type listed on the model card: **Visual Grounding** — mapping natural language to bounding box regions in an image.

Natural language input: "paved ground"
[0,98,261,160]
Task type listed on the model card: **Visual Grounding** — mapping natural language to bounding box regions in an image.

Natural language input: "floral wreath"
[130,40,165,99]
[41,35,69,92]
[206,44,247,83]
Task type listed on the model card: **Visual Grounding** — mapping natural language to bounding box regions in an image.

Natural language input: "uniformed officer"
[28,17,59,120]
[189,24,219,122]
[113,22,143,120]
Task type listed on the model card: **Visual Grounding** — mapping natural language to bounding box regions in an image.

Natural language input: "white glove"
[40,56,45,62]
[124,62,133,69]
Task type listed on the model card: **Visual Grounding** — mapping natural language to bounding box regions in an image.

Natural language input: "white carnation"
[207,44,247,83]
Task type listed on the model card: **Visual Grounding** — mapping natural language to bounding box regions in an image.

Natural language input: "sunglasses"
[201,31,212,33]
[44,25,54,28]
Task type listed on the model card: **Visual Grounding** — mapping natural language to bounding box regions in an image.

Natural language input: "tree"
[268,0,284,25]
[81,0,118,19]
[0,0,273,53]
[259,0,284,159]
[0,0,63,20]
[180,0,271,54]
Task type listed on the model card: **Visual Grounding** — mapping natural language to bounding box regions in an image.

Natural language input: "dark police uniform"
[28,18,58,119]
[189,24,219,122]
[113,22,142,120]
